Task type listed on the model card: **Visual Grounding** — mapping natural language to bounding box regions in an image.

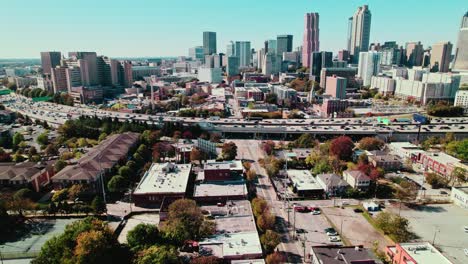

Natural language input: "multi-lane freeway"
[2,94,468,141]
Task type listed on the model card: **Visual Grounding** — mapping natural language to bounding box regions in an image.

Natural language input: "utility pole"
[293,208,297,240]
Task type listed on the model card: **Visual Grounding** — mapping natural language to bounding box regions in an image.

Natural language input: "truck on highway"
[413,113,430,124]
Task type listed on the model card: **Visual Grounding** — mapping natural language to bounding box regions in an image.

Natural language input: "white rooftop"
[205,160,243,171]
[287,170,323,191]
[194,183,247,197]
[424,152,460,165]
[199,232,262,259]
[133,163,191,195]
[390,242,453,264]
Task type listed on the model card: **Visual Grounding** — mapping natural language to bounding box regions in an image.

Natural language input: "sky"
[1,0,467,58]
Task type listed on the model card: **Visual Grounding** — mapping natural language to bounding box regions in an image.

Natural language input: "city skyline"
[2,0,468,58]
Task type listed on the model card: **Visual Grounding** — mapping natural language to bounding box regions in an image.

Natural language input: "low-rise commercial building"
[367,153,402,171]
[309,245,381,264]
[388,142,425,160]
[133,163,192,206]
[454,90,468,114]
[287,170,324,197]
[385,242,453,264]
[450,186,468,209]
[419,152,463,178]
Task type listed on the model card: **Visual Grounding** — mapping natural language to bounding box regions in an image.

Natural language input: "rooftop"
[0,161,52,182]
[344,170,371,181]
[389,242,452,264]
[133,163,192,195]
[453,186,468,195]
[423,152,460,165]
[194,182,247,198]
[204,160,243,171]
[287,170,323,191]
[310,245,379,264]
[199,232,262,259]
[52,132,139,182]
[316,173,349,188]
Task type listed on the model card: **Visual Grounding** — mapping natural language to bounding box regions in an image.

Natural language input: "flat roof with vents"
[287,170,324,191]
[133,162,192,195]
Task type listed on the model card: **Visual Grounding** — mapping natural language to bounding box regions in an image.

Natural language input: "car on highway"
[309,207,321,215]
[325,228,338,236]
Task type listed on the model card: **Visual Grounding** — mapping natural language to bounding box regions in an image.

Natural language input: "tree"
[107,175,128,193]
[68,184,85,201]
[395,180,418,202]
[45,144,59,156]
[246,169,257,181]
[262,141,276,155]
[118,166,133,180]
[266,252,287,264]
[54,159,67,173]
[134,245,180,264]
[73,229,118,264]
[260,230,281,253]
[257,211,276,232]
[52,188,69,202]
[98,132,108,142]
[12,132,24,149]
[13,188,34,200]
[425,173,447,188]
[190,147,202,165]
[127,223,160,251]
[28,146,38,159]
[446,139,468,161]
[37,132,49,146]
[330,136,354,161]
[221,142,237,160]
[312,159,333,175]
[293,134,316,148]
[375,212,413,242]
[91,196,106,214]
[251,198,269,217]
[265,93,278,104]
[358,137,385,151]
[451,167,467,185]
[161,199,214,244]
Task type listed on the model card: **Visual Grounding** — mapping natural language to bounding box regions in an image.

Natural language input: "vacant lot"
[322,207,393,251]
[387,203,468,264]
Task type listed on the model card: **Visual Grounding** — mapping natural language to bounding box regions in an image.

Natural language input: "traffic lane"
[293,211,335,247]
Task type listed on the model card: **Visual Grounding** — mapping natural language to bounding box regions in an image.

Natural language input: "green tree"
[73,229,118,264]
[161,199,215,244]
[37,132,49,146]
[98,132,108,142]
[134,245,180,264]
[265,93,278,104]
[293,133,316,148]
[107,175,128,193]
[91,196,106,214]
[52,188,69,202]
[260,230,281,253]
[127,223,160,251]
[13,188,34,200]
[12,132,24,149]
[45,143,59,156]
[54,159,67,173]
[118,166,133,180]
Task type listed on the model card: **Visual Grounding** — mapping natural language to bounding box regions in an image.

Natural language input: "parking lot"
[387,203,468,264]
[322,207,393,251]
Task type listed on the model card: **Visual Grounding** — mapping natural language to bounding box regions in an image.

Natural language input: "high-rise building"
[234,41,251,67]
[227,56,240,77]
[277,35,293,55]
[338,50,350,62]
[310,51,333,79]
[302,13,320,67]
[51,66,68,93]
[347,17,353,52]
[203,32,217,55]
[40,51,61,75]
[189,46,205,61]
[197,67,222,83]
[452,12,468,71]
[262,52,282,76]
[267,39,277,54]
[349,5,372,63]
[117,61,133,88]
[405,42,424,67]
[68,52,99,85]
[325,75,347,99]
[358,51,381,86]
[226,41,235,57]
[97,56,120,86]
[431,42,453,72]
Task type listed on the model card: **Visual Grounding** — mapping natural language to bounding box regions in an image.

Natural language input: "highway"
[2,95,468,140]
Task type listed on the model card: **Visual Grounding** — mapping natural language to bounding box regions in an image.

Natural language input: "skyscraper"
[203,32,217,55]
[227,56,240,77]
[277,35,293,55]
[431,42,453,72]
[452,11,468,71]
[302,12,320,68]
[40,51,61,75]
[358,51,381,86]
[68,52,99,85]
[310,51,333,79]
[349,5,372,63]
[405,42,424,67]
[226,41,235,57]
[267,39,277,54]
[234,41,251,67]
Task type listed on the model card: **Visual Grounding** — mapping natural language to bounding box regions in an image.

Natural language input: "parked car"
[353,208,364,213]
[325,228,338,236]
[311,207,321,215]
[296,228,307,234]
[328,236,341,242]
[294,206,310,213]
